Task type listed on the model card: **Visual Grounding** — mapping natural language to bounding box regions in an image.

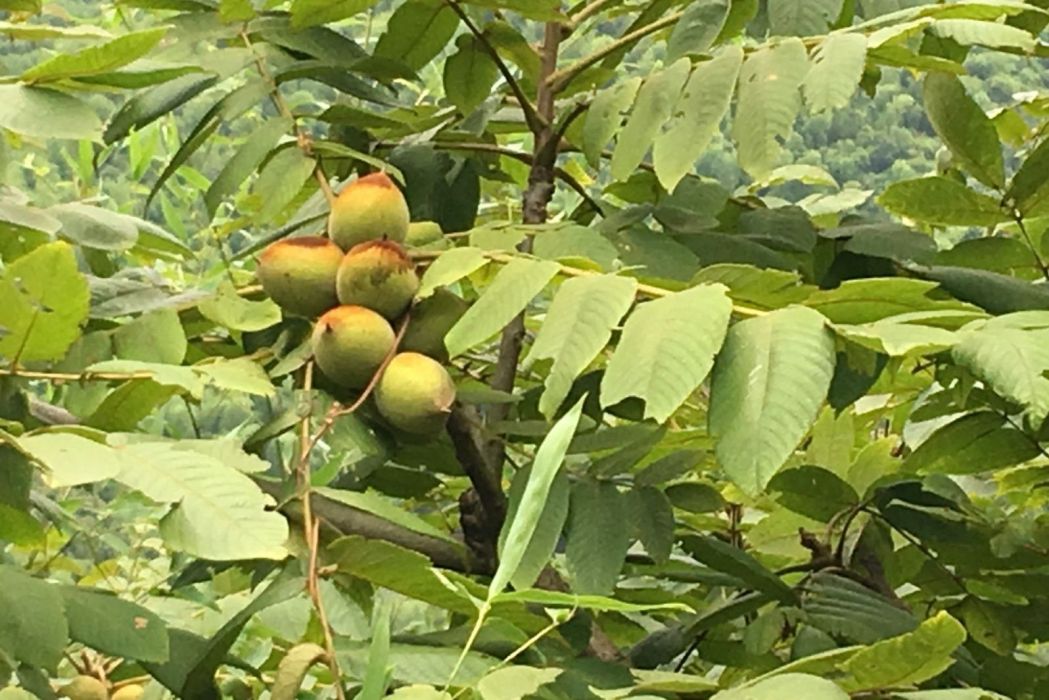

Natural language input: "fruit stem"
[296,361,348,700]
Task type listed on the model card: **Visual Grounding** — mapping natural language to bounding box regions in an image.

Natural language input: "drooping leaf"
[104,74,218,144]
[271,644,327,700]
[1005,133,1049,216]
[460,0,564,21]
[499,468,570,590]
[713,673,848,700]
[443,34,499,116]
[685,536,796,604]
[733,38,810,178]
[526,274,636,418]
[564,480,633,595]
[18,432,124,487]
[768,465,858,521]
[802,573,918,644]
[930,18,1035,52]
[50,202,139,252]
[0,565,67,671]
[923,72,1004,188]
[951,326,1049,424]
[359,602,392,700]
[417,247,488,299]
[653,45,743,192]
[374,0,459,71]
[0,242,89,363]
[198,282,282,332]
[839,612,966,692]
[490,397,586,598]
[21,27,167,83]
[445,258,560,358]
[803,33,867,113]
[709,306,836,494]
[878,176,1009,226]
[768,0,844,34]
[60,587,169,663]
[611,58,692,182]
[632,486,675,563]
[205,116,293,217]
[114,440,289,560]
[289,0,381,27]
[0,85,102,141]
[905,411,1040,475]
[666,0,730,62]
[582,77,641,168]
[601,284,733,422]
[149,78,271,208]
[254,146,317,222]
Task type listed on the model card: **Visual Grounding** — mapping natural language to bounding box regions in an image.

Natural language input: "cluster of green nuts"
[257,172,466,435]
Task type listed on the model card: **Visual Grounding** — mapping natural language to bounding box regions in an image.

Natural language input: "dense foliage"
[2,1,1049,699]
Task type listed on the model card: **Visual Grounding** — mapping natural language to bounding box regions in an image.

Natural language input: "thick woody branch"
[485,22,564,472]
[257,479,482,573]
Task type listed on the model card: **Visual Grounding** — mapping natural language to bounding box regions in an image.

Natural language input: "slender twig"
[0,368,156,382]
[546,11,685,93]
[295,362,347,700]
[443,0,545,134]
[1013,212,1049,281]
[241,29,336,207]
[570,0,618,27]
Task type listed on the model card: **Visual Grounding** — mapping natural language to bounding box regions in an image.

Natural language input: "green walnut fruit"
[312,305,395,389]
[328,172,410,250]
[111,686,144,700]
[257,236,342,318]
[375,352,456,435]
[406,220,444,247]
[401,289,468,362]
[336,240,419,320]
[60,676,108,700]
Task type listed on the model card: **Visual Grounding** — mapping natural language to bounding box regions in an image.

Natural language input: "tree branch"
[444,0,545,134]
[485,22,564,472]
[546,11,685,93]
[256,479,481,573]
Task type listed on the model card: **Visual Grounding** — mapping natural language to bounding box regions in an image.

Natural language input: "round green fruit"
[312,305,395,389]
[336,240,419,320]
[257,236,342,318]
[60,676,108,700]
[375,352,456,435]
[111,686,144,700]
[406,221,444,247]
[328,172,410,250]
[401,289,468,362]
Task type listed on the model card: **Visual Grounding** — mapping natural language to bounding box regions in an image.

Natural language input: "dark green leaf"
[768,466,859,521]
[685,536,796,605]
[443,34,499,115]
[104,74,218,144]
[289,0,381,28]
[0,85,102,141]
[877,177,1008,227]
[923,72,1004,189]
[0,565,67,671]
[374,0,459,71]
[565,480,632,595]
[60,587,169,663]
